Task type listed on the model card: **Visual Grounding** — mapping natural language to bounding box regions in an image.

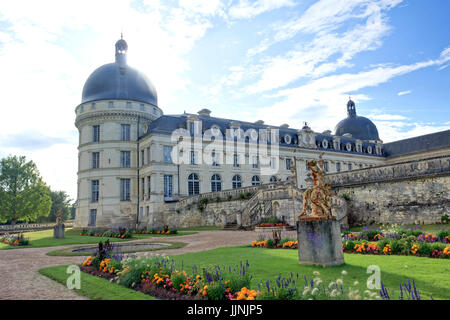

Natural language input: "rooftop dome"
[334,99,380,141]
[81,36,158,106]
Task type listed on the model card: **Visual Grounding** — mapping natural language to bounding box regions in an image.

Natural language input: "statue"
[53,209,65,239]
[299,154,332,220]
[55,209,63,226]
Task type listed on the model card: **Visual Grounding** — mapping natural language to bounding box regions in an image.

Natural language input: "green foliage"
[441,214,449,224]
[266,238,274,248]
[361,229,380,241]
[200,198,209,205]
[377,239,390,251]
[39,190,72,222]
[215,197,221,203]
[171,271,187,291]
[245,192,254,199]
[436,229,449,239]
[417,243,433,256]
[238,193,245,199]
[388,240,401,254]
[430,242,446,252]
[344,240,355,251]
[205,282,226,300]
[0,155,52,224]
[227,195,232,200]
[341,193,350,201]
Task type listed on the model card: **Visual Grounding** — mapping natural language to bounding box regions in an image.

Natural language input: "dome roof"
[81,37,158,106]
[334,100,379,141]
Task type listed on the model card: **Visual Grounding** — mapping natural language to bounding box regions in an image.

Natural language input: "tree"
[0,155,52,224]
[41,190,72,222]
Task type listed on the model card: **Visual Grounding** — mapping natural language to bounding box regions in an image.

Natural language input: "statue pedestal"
[53,224,65,239]
[297,218,344,267]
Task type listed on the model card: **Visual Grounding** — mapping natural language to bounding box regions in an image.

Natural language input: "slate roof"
[382,129,450,158]
[140,113,381,156]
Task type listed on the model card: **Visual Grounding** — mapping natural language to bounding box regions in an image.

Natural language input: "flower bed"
[342,239,450,259]
[251,238,298,249]
[131,228,178,235]
[79,240,431,300]
[79,228,132,239]
[1,233,30,246]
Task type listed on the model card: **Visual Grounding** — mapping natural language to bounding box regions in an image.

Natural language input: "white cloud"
[368,114,409,120]
[0,0,224,199]
[228,0,296,19]
[397,90,412,96]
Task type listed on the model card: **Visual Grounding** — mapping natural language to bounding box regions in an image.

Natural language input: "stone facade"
[328,156,450,225]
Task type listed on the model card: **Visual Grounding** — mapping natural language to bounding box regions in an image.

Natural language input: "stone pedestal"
[53,224,65,239]
[297,218,344,267]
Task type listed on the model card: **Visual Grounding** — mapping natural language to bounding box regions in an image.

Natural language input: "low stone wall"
[332,173,450,225]
[0,221,75,234]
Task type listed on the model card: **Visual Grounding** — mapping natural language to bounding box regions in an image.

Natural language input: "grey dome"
[81,37,158,106]
[334,100,379,141]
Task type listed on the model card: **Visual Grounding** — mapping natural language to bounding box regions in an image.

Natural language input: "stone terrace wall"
[326,155,450,225]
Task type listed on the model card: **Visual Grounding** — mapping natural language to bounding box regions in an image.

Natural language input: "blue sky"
[0,0,449,200]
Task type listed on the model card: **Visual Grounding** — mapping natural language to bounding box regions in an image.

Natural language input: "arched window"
[232,175,242,189]
[188,173,200,195]
[251,175,260,186]
[270,176,278,182]
[211,174,222,192]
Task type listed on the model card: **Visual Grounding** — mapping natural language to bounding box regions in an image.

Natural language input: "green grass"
[168,245,450,300]
[40,245,450,300]
[39,265,157,300]
[0,228,151,250]
[46,241,187,256]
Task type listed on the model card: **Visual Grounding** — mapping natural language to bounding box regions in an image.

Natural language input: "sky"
[0,0,449,201]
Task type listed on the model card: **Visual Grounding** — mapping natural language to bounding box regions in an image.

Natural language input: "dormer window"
[91,102,96,109]
[108,101,114,108]
[126,101,132,108]
[140,104,145,111]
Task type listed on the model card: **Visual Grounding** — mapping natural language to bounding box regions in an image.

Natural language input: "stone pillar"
[296,219,344,267]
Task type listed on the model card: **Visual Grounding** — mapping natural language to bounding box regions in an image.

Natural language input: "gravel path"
[0,230,258,300]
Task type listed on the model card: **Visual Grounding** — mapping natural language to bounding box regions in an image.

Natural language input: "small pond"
[71,242,171,254]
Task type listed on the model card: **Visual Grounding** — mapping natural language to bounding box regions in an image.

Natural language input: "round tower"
[74,37,162,228]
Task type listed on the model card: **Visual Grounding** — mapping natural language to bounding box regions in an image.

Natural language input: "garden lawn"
[39,265,156,300]
[0,228,137,250]
[169,246,450,300]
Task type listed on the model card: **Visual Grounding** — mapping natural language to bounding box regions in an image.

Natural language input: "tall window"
[212,152,218,166]
[188,173,200,195]
[336,162,341,172]
[211,174,222,192]
[146,147,151,164]
[146,206,149,217]
[120,151,131,168]
[92,152,99,169]
[88,209,97,227]
[252,156,258,169]
[147,176,151,200]
[232,175,241,189]
[163,146,173,163]
[121,124,130,141]
[189,122,195,136]
[92,125,100,142]
[141,149,145,166]
[139,207,143,220]
[120,179,131,201]
[348,163,352,171]
[286,158,291,170]
[164,175,173,200]
[251,175,260,186]
[233,154,239,167]
[91,180,99,203]
[324,161,329,172]
[190,151,196,165]
[141,177,145,200]
[270,157,276,169]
